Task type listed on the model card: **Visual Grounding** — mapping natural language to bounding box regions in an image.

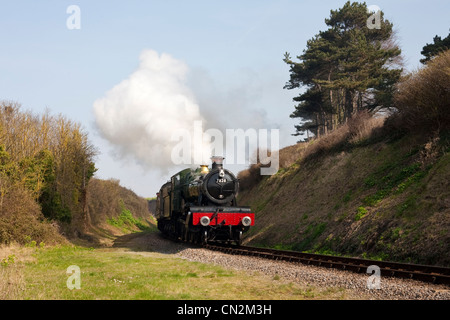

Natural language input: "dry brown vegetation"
[0,185,65,246]
[393,49,450,131]
[238,111,385,191]
[83,178,151,245]
[0,102,151,247]
[238,127,450,265]
[237,50,450,265]
[0,244,37,299]
[302,111,386,160]
[238,144,308,191]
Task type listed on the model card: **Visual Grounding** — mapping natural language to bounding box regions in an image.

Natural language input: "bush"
[393,49,450,131]
[302,111,385,160]
[0,102,97,243]
[0,186,64,245]
[347,111,385,144]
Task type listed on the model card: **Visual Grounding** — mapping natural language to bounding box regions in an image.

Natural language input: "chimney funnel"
[211,156,224,169]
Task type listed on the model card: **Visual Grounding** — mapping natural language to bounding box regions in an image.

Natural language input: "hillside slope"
[79,178,153,246]
[238,131,450,266]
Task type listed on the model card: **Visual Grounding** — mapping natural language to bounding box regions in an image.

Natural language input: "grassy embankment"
[239,130,449,266]
[238,51,450,266]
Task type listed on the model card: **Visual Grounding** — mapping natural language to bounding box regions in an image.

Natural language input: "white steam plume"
[93,49,210,173]
[94,49,280,177]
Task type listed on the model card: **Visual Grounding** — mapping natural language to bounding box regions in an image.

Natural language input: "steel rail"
[202,243,450,286]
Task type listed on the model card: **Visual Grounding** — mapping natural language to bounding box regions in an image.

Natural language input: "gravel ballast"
[175,246,450,300]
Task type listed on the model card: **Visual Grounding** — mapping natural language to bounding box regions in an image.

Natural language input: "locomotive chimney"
[211,156,224,169]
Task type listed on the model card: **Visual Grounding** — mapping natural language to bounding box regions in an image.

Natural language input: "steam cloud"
[93,49,274,175]
[93,50,211,174]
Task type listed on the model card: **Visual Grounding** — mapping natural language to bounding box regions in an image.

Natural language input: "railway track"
[202,243,450,286]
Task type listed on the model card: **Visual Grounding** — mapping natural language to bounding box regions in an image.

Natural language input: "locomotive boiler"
[155,156,254,245]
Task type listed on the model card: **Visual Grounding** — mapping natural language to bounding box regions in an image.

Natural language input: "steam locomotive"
[155,156,254,245]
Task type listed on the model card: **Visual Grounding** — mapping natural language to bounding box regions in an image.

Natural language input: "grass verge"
[1,240,353,300]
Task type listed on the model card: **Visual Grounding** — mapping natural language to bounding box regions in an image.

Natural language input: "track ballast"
[202,243,450,286]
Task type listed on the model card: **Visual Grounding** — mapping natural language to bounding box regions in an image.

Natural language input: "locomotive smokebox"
[211,156,224,169]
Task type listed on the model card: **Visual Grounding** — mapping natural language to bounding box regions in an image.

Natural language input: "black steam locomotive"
[155,156,254,245]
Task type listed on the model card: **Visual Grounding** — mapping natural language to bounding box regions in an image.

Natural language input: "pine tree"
[284,1,402,139]
[420,31,450,64]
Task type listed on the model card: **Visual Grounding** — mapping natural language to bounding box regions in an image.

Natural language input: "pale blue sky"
[1,0,449,197]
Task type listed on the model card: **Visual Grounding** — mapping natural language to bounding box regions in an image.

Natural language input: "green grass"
[362,159,428,208]
[107,205,149,232]
[1,242,354,300]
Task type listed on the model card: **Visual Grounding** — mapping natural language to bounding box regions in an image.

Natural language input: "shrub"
[0,186,65,245]
[347,111,385,144]
[0,102,97,243]
[393,49,450,131]
[302,111,385,161]
[303,123,350,160]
